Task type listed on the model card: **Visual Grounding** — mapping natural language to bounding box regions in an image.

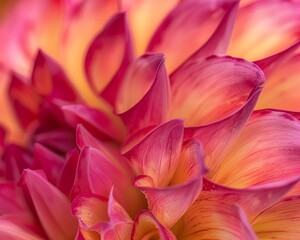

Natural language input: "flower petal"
[85,12,133,106]
[0,214,45,240]
[252,195,300,239]
[184,89,261,169]
[133,140,205,227]
[147,0,238,71]
[255,54,300,111]
[176,199,257,240]
[19,169,77,240]
[202,177,300,218]
[32,143,64,185]
[124,119,183,187]
[228,0,300,60]
[71,146,144,216]
[131,210,176,240]
[62,104,125,141]
[210,110,300,189]
[116,53,170,133]
[121,0,178,55]
[62,0,118,104]
[170,56,264,126]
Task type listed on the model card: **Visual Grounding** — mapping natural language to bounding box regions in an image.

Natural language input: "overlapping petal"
[229,0,300,60]
[116,53,170,133]
[147,0,238,71]
[19,169,77,240]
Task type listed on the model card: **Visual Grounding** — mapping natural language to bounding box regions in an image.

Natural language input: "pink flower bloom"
[0,0,300,239]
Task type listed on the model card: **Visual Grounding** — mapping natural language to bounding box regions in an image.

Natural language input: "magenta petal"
[203,177,300,218]
[116,53,170,133]
[32,143,64,185]
[85,12,133,106]
[184,87,261,170]
[19,169,77,240]
[32,50,77,102]
[9,73,39,129]
[147,0,238,71]
[131,210,176,240]
[124,119,183,187]
[62,104,124,141]
[170,55,264,126]
[0,214,45,240]
[134,140,205,227]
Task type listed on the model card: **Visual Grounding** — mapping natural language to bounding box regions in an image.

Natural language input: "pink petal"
[170,56,264,126]
[31,50,77,102]
[147,0,238,72]
[255,53,300,111]
[72,189,133,239]
[62,0,118,102]
[177,198,257,240]
[252,195,300,238]
[121,0,178,55]
[116,53,170,133]
[0,214,45,240]
[19,169,77,240]
[133,140,205,227]
[2,144,32,181]
[57,148,79,197]
[131,211,176,240]
[202,177,300,218]
[85,13,133,106]
[32,143,65,185]
[0,182,28,214]
[8,73,40,129]
[184,89,261,169]
[124,119,183,187]
[71,146,144,216]
[174,0,238,65]
[228,0,300,60]
[62,104,125,141]
[209,110,300,189]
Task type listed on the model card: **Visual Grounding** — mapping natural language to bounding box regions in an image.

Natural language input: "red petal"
[124,119,183,187]
[32,50,77,102]
[116,53,170,133]
[85,13,133,106]
[19,169,77,240]
[133,140,205,227]
[170,56,264,126]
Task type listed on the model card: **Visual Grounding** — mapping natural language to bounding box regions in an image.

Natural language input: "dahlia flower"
[0,0,300,239]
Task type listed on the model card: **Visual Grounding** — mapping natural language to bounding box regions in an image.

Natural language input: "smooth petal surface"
[0,214,45,240]
[147,0,238,71]
[121,0,178,55]
[170,56,264,126]
[85,13,133,106]
[62,104,124,141]
[228,0,300,60]
[184,89,261,169]
[202,177,300,218]
[71,146,144,216]
[209,110,300,189]
[116,53,170,133]
[124,119,183,187]
[252,195,300,239]
[19,169,77,240]
[134,140,205,227]
[255,54,300,111]
[62,0,118,104]
[176,199,257,240]
[131,211,176,240]
[32,50,77,102]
